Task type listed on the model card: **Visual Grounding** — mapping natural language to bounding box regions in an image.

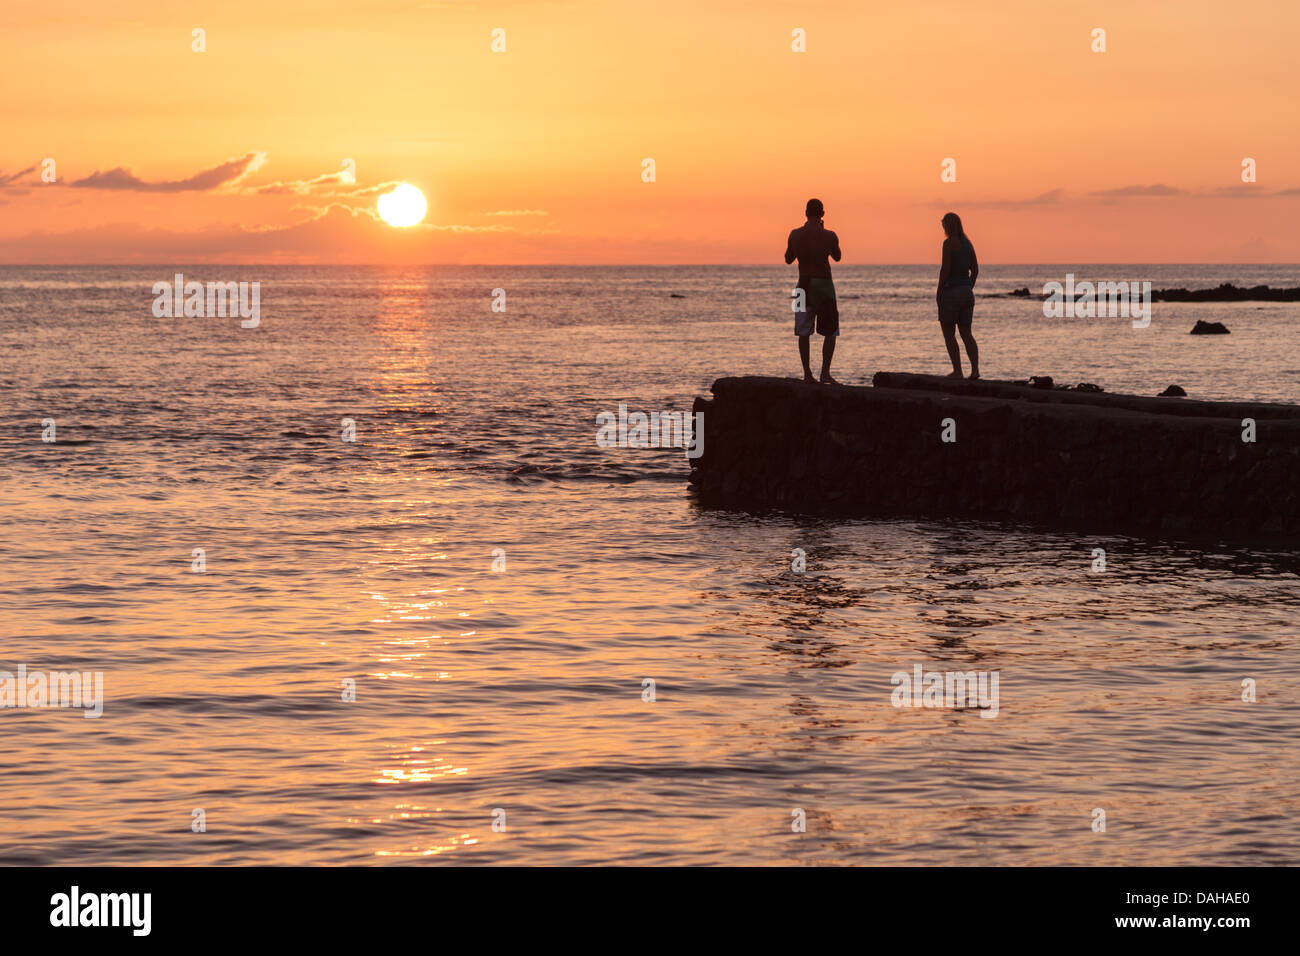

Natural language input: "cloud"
[933,182,1299,209]
[1207,185,1300,198]
[425,223,518,232]
[279,204,519,233]
[69,152,267,192]
[253,171,399,197]
[483,209,550,217]
[252,170,415,202]
[0,165,38,188]
[1089,184,1184,197]
[1206,185,1270,199]
[254,170,354,195]
[947,188,1065,209]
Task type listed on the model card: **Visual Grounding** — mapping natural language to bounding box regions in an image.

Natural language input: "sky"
[1,0,1298,264]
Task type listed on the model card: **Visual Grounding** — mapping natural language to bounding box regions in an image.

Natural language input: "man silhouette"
[785,198,841,384]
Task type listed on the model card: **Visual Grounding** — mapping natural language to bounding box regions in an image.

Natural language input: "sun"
[377,183,427,228]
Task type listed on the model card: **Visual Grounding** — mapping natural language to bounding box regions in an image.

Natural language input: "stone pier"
[688,374,1300,537]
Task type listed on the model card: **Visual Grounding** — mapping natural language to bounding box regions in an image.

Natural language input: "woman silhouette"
[936,212,979,379]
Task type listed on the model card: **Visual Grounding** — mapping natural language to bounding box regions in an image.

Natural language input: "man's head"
[805,198,824,221]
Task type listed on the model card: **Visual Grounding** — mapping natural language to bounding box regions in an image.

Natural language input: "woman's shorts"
[939,285,975,330]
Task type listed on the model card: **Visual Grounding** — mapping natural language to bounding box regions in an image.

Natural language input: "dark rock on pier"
[1159,385,1187,397]
[689,373,1300,536]
[1190,320,1230,335]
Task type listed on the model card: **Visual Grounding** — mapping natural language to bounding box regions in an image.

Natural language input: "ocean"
[1,264,1297,864]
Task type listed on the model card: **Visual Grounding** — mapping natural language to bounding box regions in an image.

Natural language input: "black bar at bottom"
[0,865,1281,943]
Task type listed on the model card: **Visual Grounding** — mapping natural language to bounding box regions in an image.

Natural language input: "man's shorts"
[938,284,975,330]
[794,277,839,337]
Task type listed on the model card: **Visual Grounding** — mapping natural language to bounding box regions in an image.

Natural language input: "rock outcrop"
[1002,283,1300,302]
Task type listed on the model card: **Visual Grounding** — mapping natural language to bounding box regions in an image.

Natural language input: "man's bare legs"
[959,326,980,380]
[800,334,839,384]
[819,335,838,384]
[798,335,815,383]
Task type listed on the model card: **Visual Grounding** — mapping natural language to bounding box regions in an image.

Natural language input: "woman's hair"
[941,212,965,239]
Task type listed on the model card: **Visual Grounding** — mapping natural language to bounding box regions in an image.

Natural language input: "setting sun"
[377,183,427,228]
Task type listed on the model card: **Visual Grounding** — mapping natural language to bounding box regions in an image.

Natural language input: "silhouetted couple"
[784,202,979,382]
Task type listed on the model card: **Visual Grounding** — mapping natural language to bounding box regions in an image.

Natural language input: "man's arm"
[969,244,979,287]
[937,238,952,299]
[784,230,797,265]
[829,231,842,262]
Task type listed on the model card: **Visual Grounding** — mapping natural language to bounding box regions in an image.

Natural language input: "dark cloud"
[0,165,37,187]
[69,152,266,191]
[1089,184,1184,197]
[949,189,1065,209]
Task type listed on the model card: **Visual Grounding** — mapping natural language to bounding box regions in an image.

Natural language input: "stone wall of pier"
[688,375,1300,537]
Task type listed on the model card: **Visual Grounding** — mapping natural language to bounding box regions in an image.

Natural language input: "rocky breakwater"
[688,374,1300,536]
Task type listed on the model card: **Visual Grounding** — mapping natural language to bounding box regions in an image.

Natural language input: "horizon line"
[2,262,1298,269]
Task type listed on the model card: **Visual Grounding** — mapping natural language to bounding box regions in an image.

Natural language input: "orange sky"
[1,0,1298,263]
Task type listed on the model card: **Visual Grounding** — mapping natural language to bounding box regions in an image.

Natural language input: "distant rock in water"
[1190,320,1230,335]
[670,293,686,298]
[1155,283,1300,303]
[1160,385,1187,397]
[1006,282,1300,302]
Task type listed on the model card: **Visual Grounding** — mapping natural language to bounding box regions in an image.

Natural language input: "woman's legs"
[940,320,962,377]
[958,323,979,380]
